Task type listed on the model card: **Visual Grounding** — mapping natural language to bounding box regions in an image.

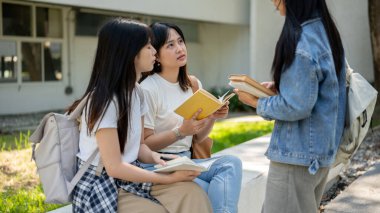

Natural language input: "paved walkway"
[324,162,380,213]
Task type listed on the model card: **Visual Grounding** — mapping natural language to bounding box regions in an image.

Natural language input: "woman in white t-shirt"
[140,22,243,213]
[66,18,212,213]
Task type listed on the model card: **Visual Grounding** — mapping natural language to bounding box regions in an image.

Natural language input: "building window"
[0,1,64,84]
[75,11,143,36]
[36,7,63,38]
[2,3,32,36]
[44,42,62,81]
[0,40,17,82]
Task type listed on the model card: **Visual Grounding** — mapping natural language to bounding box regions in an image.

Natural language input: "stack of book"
[228,74,276,98]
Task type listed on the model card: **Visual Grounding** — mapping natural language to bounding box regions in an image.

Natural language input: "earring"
[157,61,160,66]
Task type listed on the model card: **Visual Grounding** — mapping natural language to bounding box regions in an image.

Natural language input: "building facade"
[0,0,373,114]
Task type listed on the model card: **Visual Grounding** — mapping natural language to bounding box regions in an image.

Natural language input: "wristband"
[173,127,185,140]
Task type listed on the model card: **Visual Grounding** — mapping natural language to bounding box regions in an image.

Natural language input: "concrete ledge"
[325,162,380,213]
[213,134,271,213]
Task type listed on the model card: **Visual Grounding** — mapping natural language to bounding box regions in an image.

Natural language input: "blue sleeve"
[256,53,319,121]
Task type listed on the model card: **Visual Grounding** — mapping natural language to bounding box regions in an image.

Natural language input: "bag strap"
[68,94,90,120]
[345,59,353,86]
[67,148,98,194]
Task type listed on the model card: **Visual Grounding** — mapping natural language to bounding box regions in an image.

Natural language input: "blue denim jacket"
[256,18,346,174]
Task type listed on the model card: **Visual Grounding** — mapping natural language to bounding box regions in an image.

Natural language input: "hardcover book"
[174,89,235,120]
[229,74,276,98]
[153,156,217,173]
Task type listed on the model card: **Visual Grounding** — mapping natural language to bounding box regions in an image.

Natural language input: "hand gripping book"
[153,156,218,173]
[174,89,235,120]
[229,74,276,98]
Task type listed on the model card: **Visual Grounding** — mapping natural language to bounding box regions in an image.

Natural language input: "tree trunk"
[369,0,380,105]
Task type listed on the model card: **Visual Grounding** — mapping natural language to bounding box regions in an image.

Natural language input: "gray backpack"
[29,95,98,204]
[333,61,378,167]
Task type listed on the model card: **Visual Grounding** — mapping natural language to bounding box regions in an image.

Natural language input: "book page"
[153,156,208,173]
[229,74,276,96]
[229,81,270,98]
[196,157,221,170]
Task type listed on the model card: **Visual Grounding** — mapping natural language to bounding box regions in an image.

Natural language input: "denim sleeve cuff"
[257,98,273,121]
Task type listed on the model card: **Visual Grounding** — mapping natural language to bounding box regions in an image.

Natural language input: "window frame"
[0,0,67,86]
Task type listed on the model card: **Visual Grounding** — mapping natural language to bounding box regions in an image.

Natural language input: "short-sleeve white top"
[140,73,202,153]
[76,85,148,166]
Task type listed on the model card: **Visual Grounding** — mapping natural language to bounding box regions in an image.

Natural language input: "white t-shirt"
[77,85,148,166]
[140,73,202,153]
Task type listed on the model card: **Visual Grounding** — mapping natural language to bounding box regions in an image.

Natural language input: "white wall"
[327,0,374,81]
[250,0,284,82]
[29,0,250,25]
[192,23,250,88]
[249,0,374,82]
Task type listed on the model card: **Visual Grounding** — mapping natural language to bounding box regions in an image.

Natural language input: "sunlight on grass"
[0,185,63,213]
[210,120,274,153]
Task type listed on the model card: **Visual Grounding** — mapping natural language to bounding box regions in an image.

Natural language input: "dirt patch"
[0,149,39,192]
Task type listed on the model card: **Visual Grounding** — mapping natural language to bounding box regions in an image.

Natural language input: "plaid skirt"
[72,159,159,213]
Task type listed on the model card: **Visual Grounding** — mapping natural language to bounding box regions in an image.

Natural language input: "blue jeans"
[141,151,242,213]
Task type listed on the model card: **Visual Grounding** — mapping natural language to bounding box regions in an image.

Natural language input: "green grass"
[0,185,63,213]
[0,131,31,151]
[210,120,274,153]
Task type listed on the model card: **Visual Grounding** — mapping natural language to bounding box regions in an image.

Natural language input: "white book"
[153,156,218,173]
[229,81,270,98]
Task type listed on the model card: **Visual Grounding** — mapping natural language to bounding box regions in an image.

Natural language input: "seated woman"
[69,18,212,213]
[140,22,242,213]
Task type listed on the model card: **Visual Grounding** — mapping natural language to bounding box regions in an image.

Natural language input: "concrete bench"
[49,133,342,213]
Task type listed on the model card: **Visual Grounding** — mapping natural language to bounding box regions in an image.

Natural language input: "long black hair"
[67,18,152,153]
[140,22,192,91]
[272,0,344,92]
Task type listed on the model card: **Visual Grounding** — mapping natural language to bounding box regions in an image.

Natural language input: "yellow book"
[174,89,235,120]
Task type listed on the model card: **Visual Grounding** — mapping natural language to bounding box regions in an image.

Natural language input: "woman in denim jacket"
[235,0,346,212]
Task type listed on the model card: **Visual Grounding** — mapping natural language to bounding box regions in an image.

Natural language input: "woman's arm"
[96,128,199,184]
[144,110,207,151]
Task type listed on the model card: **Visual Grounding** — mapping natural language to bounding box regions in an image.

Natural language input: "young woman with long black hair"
[139,22,242,213]
[67,18,212,213]
[235,0,346,212]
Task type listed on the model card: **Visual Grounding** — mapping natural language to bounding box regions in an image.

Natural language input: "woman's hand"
[261,81,277,93]
[234,89,259,108]
[209,102,229,120]
[151,152,179,166]
[179,109,207,136]
[164,170,201,184]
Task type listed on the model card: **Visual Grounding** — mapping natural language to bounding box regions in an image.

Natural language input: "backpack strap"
[68,94,90,120]
[67,148,98,194]
[345,59,353,86]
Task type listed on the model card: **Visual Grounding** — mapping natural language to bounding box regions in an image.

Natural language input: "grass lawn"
[0,119,272,212]
[210,120,274,153]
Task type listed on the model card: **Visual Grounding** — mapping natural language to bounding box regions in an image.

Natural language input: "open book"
[174,89,235,120]
[229,74,276,98]
[153,156,217,173]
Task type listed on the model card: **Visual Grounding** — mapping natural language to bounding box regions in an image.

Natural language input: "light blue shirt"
[257,18,346,174]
